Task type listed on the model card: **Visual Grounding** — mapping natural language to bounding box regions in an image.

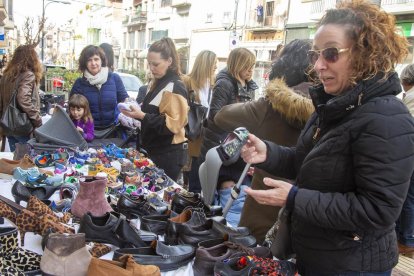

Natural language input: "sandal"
[34,153,54,168]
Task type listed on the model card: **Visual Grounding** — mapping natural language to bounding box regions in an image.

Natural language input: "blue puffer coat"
[70,72,129,127]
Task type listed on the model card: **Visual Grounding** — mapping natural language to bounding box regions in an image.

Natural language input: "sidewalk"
[393,254,414,276]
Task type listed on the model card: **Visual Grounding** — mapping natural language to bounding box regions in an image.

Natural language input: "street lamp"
[41,0,71,62]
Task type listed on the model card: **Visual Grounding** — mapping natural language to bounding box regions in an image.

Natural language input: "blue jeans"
[7,135,30,152]
[396,172,414,247]
[214,177,250,227]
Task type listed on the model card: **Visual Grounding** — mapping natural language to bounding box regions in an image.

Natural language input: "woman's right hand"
[121,105,145,120]
[241,133,267,164]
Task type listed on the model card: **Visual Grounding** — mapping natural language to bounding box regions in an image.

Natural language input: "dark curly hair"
[315,0,409,83]
[269,39,312,86]
[78,45,107,72]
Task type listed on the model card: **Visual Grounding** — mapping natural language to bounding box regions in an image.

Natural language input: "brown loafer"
[87,255,160,276]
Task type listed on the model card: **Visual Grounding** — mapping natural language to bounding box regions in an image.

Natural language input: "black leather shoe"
[113,241,195,272]
[165,208,206,245]
[171,191,202,213]
[168,218,256,248]
[194,240,271,275]
[171,191,223,217]
[140,210,177,236]
[117,194,168,219]
[78,212,154,248]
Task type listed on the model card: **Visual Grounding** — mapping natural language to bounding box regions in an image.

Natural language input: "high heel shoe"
[26,196,72,224]
[0,201,17,223]
[15,209,74,246]
[11,181,32,204]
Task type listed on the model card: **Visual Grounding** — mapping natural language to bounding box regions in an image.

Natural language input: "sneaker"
[214,255,297,276]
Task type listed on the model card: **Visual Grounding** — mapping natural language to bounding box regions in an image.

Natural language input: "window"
[266,1,274,17]
[161,0,171,7]
[150,30,168,42]
[129,31,135,49]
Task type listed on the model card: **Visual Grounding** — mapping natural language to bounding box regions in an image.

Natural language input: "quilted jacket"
[258,72,414,273]
[70,71,128,127]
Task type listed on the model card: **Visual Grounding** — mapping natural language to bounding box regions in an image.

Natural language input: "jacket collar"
[309,72,401,124]
[265,78,314,129]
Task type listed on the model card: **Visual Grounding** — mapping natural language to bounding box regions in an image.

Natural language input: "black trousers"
[149,146,187,182]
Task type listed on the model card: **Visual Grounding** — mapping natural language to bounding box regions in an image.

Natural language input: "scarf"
[84,67,109,90]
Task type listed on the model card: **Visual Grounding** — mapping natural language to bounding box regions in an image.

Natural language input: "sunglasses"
[308,47,349,64]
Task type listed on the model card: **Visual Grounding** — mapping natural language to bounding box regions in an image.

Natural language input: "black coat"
[259,72,414,273]
[200,69,258,159]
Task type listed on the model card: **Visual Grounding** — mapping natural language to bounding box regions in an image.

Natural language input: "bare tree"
[22,16,45,46]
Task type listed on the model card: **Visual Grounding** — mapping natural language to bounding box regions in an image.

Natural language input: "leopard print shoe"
[26,196,71,224]
[0,201,16,223]
[0,226,41,275]
[15,209,74,246]
[88,242,112,258]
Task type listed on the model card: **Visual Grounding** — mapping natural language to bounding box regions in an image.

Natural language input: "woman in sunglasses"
[241,0,414,275]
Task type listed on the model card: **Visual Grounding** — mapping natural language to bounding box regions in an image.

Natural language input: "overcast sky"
[13,0,84,28]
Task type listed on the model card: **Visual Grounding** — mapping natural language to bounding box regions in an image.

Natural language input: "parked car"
[40,64,67,92]
[117,72,143,99]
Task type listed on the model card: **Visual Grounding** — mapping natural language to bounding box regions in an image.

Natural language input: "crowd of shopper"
[0,0,413,274]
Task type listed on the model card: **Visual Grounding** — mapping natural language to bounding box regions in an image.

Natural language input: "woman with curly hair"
[0,45,43,151]
[242,0,414,274]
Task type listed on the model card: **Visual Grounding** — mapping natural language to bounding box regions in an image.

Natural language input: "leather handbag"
[270,206,295,260]
[185,89,210,141]
[0,77,33,136]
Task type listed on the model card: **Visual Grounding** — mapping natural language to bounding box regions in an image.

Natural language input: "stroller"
[27,105,88,153]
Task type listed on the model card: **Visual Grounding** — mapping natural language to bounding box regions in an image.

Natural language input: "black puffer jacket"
[259,72,414,273]
[200,69,258,159]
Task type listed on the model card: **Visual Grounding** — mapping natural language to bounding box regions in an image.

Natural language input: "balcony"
[129,11,147,25]
[134,49,140,58]
[0,2,6,24]
[122,16,129,25]
[171,0,191,8]
[245,10,284,31]
[310,0,337,20]
[125,50,133,58]
[381,0,414,15]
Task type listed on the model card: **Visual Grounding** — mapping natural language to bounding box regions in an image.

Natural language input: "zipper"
[313,127,321,142]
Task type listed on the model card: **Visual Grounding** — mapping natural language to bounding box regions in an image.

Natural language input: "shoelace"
[224,241,255,256]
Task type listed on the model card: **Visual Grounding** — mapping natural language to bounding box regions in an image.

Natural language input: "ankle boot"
[71,177,113,218]
[0,201,16,223]
[0,248,25,276]
[40,233,91,276]
[0,226,41,275]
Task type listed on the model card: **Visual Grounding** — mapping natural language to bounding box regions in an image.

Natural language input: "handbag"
[0,76,34,137]
[270,206,295,260]
[185,89,211,141]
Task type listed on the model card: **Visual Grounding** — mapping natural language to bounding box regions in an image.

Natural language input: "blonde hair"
[68,94,93,123]
[227,48,256,81]
[188,50,217,92]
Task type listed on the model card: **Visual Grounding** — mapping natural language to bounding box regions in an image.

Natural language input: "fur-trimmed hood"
[265,78,314,128]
